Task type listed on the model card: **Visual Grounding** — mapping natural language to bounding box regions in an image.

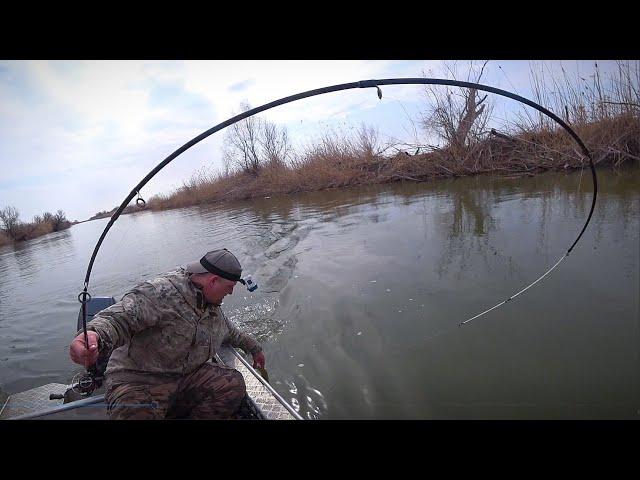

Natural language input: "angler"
[69,249,264,419]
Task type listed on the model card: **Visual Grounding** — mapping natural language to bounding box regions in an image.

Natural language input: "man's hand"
[252,350,265,369]
[69,331,100,366]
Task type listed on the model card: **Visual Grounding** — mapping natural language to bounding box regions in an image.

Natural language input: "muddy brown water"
[1,168,638,419]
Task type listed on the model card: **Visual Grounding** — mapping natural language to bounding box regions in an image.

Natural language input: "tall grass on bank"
[146,61,638,213]
[526,60,639,130]
[147,112,639,213]
[502,60,640,168]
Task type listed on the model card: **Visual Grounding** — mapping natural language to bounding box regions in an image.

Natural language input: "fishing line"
[380,93,423,147]
[77,78,597,370]
[577,158,585,196]
[458,253,568,326]
[498,64,538,128]
[498,65,521,96]
[108,215,137,268]
[420,252,569,343]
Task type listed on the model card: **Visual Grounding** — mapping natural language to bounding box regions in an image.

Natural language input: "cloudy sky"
[0,60,619,222]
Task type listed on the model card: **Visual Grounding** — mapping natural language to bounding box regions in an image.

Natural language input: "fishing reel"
[49,369,103,403]
[71,369,103,395]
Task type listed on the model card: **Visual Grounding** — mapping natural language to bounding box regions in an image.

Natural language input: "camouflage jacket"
[82,268,261,384]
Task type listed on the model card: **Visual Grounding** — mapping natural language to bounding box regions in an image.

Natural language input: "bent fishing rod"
[77,77,598,361]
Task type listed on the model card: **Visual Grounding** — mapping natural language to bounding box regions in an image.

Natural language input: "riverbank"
[0,222,72,248]
[147,113,639,212]
[0,206,144,248]
[0,210,73,247]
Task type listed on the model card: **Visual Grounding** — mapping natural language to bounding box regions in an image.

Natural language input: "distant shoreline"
[146,113,639,214]
[2,113,638,247]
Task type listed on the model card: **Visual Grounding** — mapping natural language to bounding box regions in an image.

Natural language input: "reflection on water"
[0,168,638,419]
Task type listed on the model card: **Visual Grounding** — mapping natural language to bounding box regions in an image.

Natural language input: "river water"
[1,168,638,419]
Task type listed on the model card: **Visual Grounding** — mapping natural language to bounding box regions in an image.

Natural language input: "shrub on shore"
[146,110,639,213]
[0,208,72,245]
[0,229,11,247]
[146,61,638,212]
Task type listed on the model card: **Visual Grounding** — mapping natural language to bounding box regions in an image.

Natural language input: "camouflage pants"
[105,363,246,420]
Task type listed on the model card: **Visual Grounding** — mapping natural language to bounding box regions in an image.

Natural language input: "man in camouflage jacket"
[69,249,265,420]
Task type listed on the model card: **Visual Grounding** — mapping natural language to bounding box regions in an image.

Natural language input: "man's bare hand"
[69,331,100,366]
[252,350,265,369]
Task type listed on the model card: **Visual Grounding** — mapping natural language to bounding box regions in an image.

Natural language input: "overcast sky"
[0,60,620,222]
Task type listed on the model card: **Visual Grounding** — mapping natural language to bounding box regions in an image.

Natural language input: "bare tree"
[422,60,493,152]
[0,206,20,237]
[221,155,232,177]
[52,210,70,231]
[223,102,264,175]
[223,101,292,174]
[261,121,291,167]
[453,86,489,146]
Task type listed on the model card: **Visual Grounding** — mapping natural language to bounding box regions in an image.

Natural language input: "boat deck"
[1,346,299,420]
